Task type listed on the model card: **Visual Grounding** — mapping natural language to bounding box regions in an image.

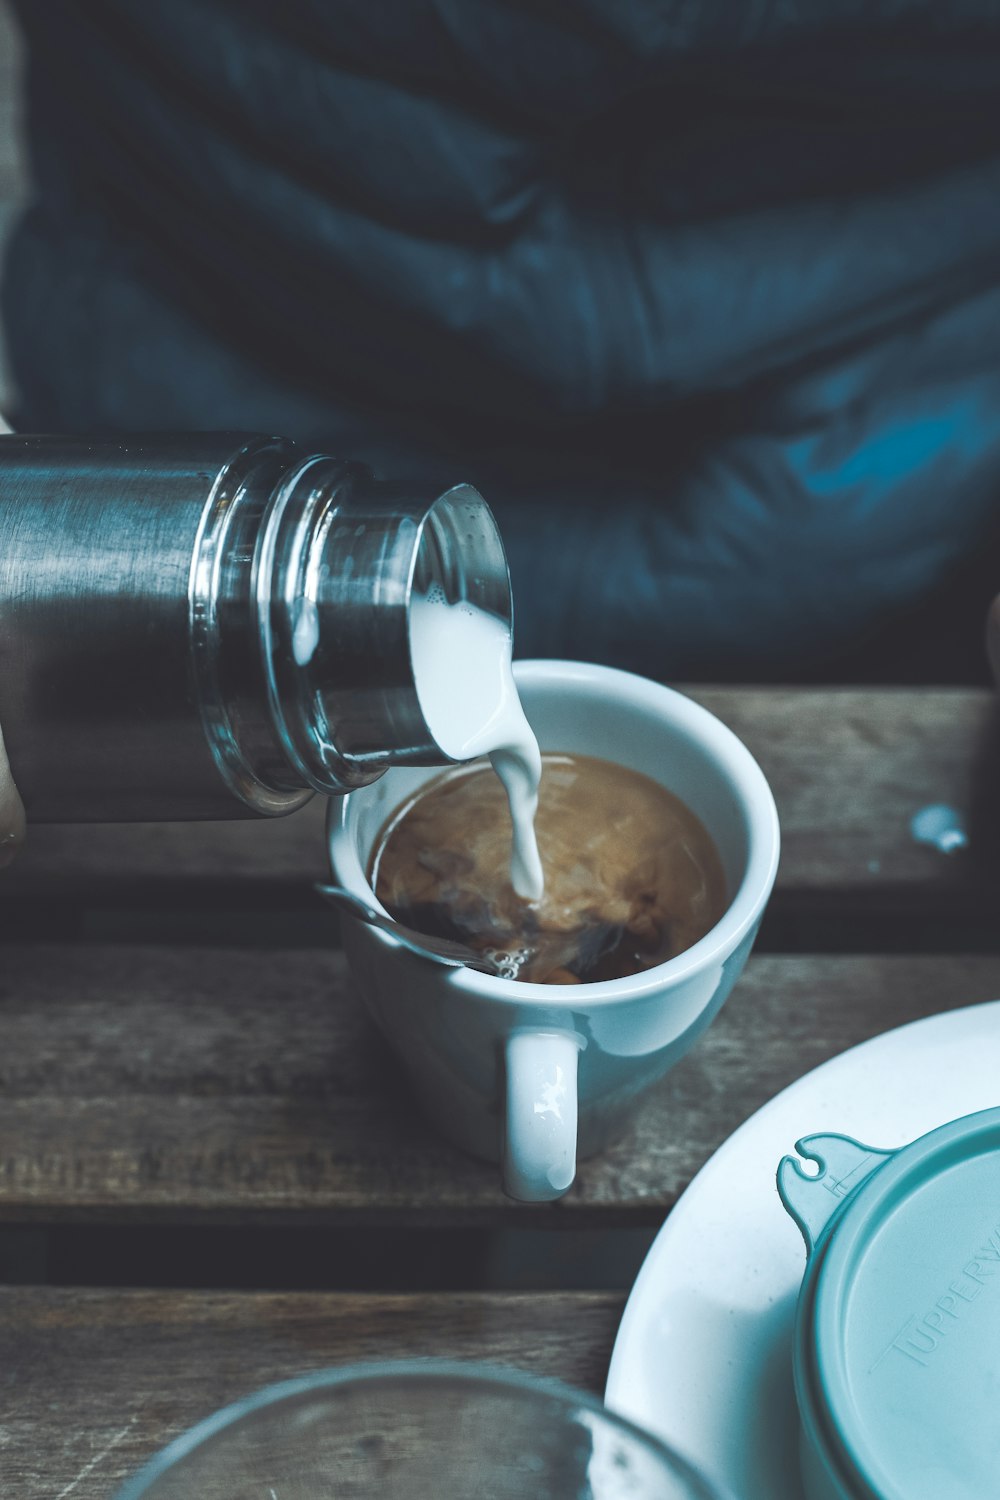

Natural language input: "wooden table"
[3,686,1000,1497]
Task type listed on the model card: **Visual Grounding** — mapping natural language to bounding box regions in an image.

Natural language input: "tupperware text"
[871,1224,1000,1372]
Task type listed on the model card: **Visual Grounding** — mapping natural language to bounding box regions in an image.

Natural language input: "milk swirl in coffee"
[371,751,727,985]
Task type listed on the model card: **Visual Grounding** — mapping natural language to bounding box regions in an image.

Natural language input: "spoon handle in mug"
[502,1030,584,1202]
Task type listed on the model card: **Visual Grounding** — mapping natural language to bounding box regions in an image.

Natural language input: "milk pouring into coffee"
[408,587,544,901]
[382,599,729,985]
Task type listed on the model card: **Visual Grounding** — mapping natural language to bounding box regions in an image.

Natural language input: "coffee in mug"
[369,751,727,984]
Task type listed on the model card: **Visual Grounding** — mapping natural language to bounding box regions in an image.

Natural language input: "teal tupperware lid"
[780,1107,1000,1500]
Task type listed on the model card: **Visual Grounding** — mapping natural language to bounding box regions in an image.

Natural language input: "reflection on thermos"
[0,433,511,821]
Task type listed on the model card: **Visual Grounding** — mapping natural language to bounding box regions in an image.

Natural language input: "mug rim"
[328,659,780,1007]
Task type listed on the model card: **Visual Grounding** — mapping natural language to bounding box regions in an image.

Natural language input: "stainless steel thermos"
[0,433,511,821]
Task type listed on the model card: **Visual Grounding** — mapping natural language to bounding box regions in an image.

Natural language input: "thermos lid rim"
[793,1106,1000,1500]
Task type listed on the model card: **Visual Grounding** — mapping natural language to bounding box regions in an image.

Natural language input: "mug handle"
[503,1030,583,1202]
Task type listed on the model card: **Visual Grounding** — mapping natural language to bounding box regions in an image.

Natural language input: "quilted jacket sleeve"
[4,0,1000,677]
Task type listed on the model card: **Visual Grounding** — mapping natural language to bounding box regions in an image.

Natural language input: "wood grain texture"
[0,1286,624,1500]
[2,944,999,1223]
[6,689,999,905]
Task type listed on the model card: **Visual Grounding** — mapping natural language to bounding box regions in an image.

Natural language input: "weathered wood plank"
[5,690,998,909]
[1,945,998,1223]
[696,687,1000,889]
[0,1286,624,1500]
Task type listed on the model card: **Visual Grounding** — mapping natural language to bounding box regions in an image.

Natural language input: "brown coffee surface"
[370,752,727,984]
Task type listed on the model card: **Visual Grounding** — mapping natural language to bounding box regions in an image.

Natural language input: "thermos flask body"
[0,433,511,821]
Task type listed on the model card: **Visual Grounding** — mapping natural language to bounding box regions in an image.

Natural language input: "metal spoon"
[314,883,502,975]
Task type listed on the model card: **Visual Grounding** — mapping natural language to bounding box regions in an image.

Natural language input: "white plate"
[605,1001,1000,1500]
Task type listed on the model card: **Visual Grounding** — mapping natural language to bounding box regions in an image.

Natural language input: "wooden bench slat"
[6,689,998,905]
[2,945,998,1223]
[1,1286,625,1500]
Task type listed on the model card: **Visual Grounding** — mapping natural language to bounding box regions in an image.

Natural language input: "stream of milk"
[408,588,544,901]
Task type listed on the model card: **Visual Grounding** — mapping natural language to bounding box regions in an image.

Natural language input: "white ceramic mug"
[328,661,780,1202]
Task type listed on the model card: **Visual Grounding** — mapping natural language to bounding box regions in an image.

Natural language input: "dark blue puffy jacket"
[4,1,1000,680]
